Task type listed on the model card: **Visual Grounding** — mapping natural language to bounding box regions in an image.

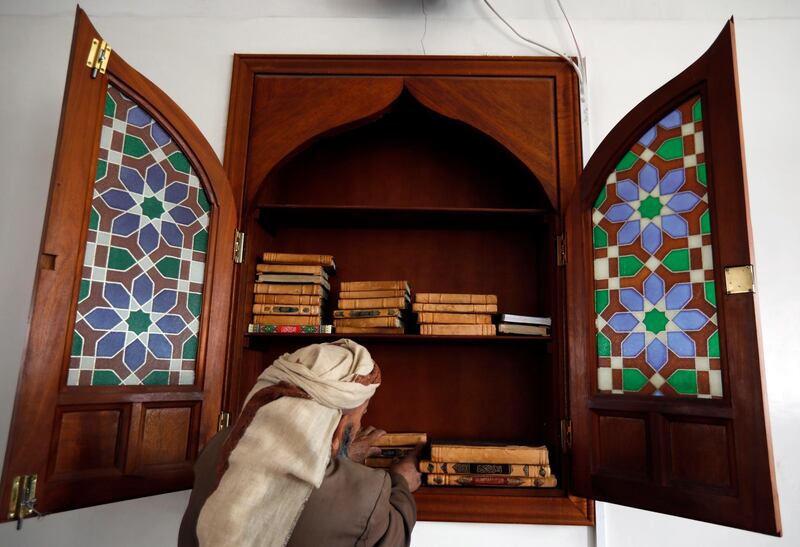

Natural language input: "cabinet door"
[0,9,238,520]
[566,21,780,534]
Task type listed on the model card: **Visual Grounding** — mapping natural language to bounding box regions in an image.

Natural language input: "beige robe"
[179,430,416,547]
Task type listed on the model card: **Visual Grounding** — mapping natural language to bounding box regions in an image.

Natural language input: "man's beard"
[338,424,353,458]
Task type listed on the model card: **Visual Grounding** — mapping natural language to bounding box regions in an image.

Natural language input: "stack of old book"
[333,281,410,334]
[365,432,427,469]
[497,314,551,336]
[413,293,498,336]
[248,252,335,334]
[421,442,556,488]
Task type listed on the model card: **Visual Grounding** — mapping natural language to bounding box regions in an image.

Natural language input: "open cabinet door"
[0,8,238,522]
[566,20,781,534]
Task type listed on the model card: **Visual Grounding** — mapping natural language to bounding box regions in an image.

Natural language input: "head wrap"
[196,339,381,547]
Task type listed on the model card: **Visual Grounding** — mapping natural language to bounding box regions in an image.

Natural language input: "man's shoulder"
[328,456,390,497]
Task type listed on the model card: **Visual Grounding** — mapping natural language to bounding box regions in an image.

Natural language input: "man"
[178,339,420,547]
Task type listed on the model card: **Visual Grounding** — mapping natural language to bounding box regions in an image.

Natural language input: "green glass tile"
[693,98,703,122]
[126,310,151,335]
[89,207,100,231]
[593,226,608,249]
[643,309,668,334]
[92,370,121,386]
[593,185,607,209]
[108,247,136,271]
[96,159,107,181]
[697,163,707,186]
[638,196,662,219]
[597,332,611,357]
[622,368,649,391]
[616,151,638,172]
[655,137,684,161]
[595,289,609,314]
[704,281,717,307]
[123,135,149,158]
[183,336,198,360]
[104,93,116,117]
[188,293,202,317]
[141,196,165,220]
[71,331,83,357]
[168,151,191,174]
[197,188,211,213]
[156,257,181,279]
[667,369,698,395]
[708,330,720,358]
[143,370,170,385]
[700,210,711,235]
[193,229,208,252]
[619,255,644,277]
[663,249,690,272]
[79,279,91,302]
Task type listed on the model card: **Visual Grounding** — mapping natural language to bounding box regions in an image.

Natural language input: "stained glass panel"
[592,96,721,398]
[67,84,211,386]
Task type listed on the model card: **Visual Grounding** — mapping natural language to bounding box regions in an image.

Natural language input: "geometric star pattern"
[593,96,721,398]
[68,84,211,386]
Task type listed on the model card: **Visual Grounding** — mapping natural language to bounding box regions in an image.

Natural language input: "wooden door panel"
[567,20,780,534]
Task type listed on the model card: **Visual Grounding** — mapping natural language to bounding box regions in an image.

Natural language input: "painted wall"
[0,2,797,546]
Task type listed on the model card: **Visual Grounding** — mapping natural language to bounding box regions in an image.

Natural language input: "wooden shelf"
[245,332,551,344]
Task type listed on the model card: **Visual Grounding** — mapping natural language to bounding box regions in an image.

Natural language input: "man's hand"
[347,426,387,463]
[390,444,423,493]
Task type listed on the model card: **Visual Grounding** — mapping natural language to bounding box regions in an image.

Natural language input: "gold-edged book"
[333,308,402,319]
[426,474,557,488]
[253,294,324,306]
[412,303,498,313]
[339,289,409,299]
[252,314,321,326]
[419,324,496,336]
[333,317,403,328]
[419,461,550,477]
[416,293,497,304]
[338,297,408,309]
[256,264,328,277]
[417,312,493,325]
[334,326,404,334]
[430,443,548,465]
[256,273,330,291]
[252,304,321,315]
[377,433,427,447]
[262,252,335,271]
[253,283,328,297]
[340,280,410,292]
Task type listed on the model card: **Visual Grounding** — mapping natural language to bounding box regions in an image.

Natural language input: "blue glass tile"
[101,189,136,211]
[608,312,639,333]
[641,223,662,254]
[111,213,140,236]
[164,182,189,204]
[659,168,685,195]
[638,163,659,192]
[622,332,645,357]
[138,223,159,254]
[156,314,186,334]
[152,289,177,313]
[667,192,701,213]
[127,106,152,127]
[654,389,664,396]
[673,310,709,331]
[661,214,688,239]
[161,221,184,247]
[667,331,696,357]
[615,180,639,202]
[606,203,635,223]
[120,166,145,194]
[124,339,147,371]
[619,288,644,311]
[96,331,126,357]
[644,273,665,305]
[146,164,166,192]
[617,220,640,245]
[646,338,668,371]
[147,333,172,359]
[132,273,154,305]
[85,307,123,330]
[665,283,692,310]
[169,206,198,225]
[659,110,681,129]
[151,123,170,147]
[639,126,657,148]
[103,282,130,309]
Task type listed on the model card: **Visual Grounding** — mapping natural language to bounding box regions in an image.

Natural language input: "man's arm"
[359,471,417,547]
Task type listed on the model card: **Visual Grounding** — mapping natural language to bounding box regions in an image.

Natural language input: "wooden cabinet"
[0,9,780,536]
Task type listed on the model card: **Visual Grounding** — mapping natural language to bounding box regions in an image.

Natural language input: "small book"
[498,314,552,326]
[333,317,403,328]
[262,252,336,271]
[338,297,408,310]
[256,273,330,291]
[419,324,496,336]
[252,314,321,326]
[430,443,549,465]
[253,294,324,306]
[412,303,498,313]
[255,264,329,278]
[416,312,493,325]
[416,293,498,305]
[498,323,550,336]
[377,433,428,447]
[340,281,410,292]
[378,447,415,458]
[254,283,328,297]
[252,304,321,315]
[426,474,557,488]
[419,461,551,477]
[247,324,333,334]
[334,326,405,334]
[339,289,410,299]
[333,308,403,319]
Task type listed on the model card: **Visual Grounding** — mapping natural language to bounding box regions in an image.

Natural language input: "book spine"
[412,303,498,313]
[261,252,335,268]
[253,283,327,296]
[253,294,323,305]
[415,293,498,304]
[419,461,550,477]
[333,317,402,328]
[430,446,548,465]
[426,474,557,488]
[255,274,330,290]
[247,324,333,334]
[377,433,427,446]
[497,324,550,336]
[255,264,326,276]
[334,326,404,334]
[252,314,321,326]
[340,281,409,292]
[417,312,492,324]
[339,289,409,299]
[333,308,401,319]
[419,324,496,336]
[252,304,321,315]
[337,297,408,309]
[378,447,415,458]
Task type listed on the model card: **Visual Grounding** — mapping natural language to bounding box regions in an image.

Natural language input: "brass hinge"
[217,411,231,431]
[560,419,573,453]
[8,474,38,529]
[556,233,567,266]
[86,38,112,78]
[233,230,245,264]
[724,264,755,294]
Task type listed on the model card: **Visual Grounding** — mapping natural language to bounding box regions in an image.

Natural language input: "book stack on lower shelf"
[497,314,552,336]
[248,252,335,334]
[364,433,427,469]
[333,281,411,334]
[421,442,556,488]
[414,293,498,336]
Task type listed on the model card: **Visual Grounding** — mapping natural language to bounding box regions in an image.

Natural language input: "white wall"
[0,2,797,546]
